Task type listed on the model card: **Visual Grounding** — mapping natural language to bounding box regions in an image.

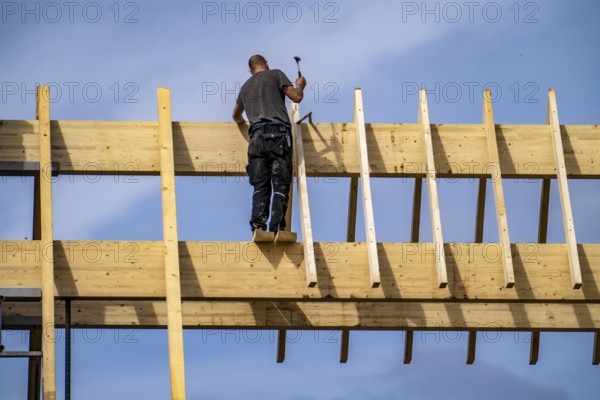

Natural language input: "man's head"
[249,54,269,74]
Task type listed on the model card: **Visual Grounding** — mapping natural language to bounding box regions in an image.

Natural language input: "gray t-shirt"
[236,69,292,125]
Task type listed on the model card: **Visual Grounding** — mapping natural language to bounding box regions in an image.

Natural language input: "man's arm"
[232,103,245,124]
[283,76,307,103]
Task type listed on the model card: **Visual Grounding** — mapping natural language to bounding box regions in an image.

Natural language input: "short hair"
[249,55,267,72]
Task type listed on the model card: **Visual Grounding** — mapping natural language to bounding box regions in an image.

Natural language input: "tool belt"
[250,123,290,139]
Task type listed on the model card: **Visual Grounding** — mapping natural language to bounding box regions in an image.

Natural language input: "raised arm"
[283,76,307,103]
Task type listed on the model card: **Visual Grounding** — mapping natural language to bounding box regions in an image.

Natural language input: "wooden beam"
[30,162,41,400]
[466,330,477,364]
[158,88,186,400]
[403,330,414,364]
[418,89,447,288]
[547,90,582,289]
[347,177,359,242]
[289,103,318,287]
[529,331,540,365]
[340,329,350,363]
[343,176,358,361]
[2,241,600,301]
[593,332,600,365]
[410,178,422,243]
[474,179,486,243]
[276,329,286,363]
[538,179,551,243]
[483,89,515,288]
[37,86,56,400]
[354,89,380,288]
[6,300,600,330]
[27,328,42,400]
[1,120,599,178]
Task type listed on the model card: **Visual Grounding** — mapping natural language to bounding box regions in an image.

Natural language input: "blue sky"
[1,0,599,398]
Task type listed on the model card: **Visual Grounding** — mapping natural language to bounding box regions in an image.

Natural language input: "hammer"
[293,56,302,78]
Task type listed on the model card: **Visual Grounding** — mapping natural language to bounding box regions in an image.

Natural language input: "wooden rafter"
[158,88,187,399]
[418,89,447,288]
[37,86,56,400]
[289,103,318,287]
[483,89,514,288]
[547,90,582,289]
[354,89,380,288]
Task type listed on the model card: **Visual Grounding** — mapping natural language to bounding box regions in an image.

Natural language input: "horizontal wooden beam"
[4,300,600,330]
[2,241,599,301]
[1,120,598,178]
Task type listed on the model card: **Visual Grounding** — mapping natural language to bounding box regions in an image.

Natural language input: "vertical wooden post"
[340,330,350,364]
[547,90,582,289]
[403,330,414,364]
[37,86,56,400]
[418,89,447,288]
[410,178,423,243]
[276,329,286,363]
[340,175,359,362]
[474,179,486,243]
[466,330,477,364]
[354,89,380,288]
[347,177,359,242]
[158,88,187,399]
[483,89,515,288]
[593,332,600,365]
[289,103,318,287]
[30,153,42,400]
[529,331,540,365]
[27,328,42,400]
[538,179,551,243]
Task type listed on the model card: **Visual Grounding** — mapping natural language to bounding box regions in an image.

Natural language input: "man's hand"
[296,76,306,90]
[284,76,307,103]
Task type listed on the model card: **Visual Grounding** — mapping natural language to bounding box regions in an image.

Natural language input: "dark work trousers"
[246,130,293,232]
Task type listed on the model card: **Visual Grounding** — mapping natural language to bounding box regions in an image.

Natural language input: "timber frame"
[0,86,599,399]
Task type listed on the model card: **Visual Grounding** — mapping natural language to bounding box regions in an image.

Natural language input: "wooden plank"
[538,179,551,243]
[5,300,600,330]
[474,179,486,243]
[403,330,414,364]
[1,241,600,301]
[354,89,380,288]
[1,120,599,178]
[418,89,448,288]
[410,178,422,243]
[466,330,477,364]
[158,88,186,400]
[340,329,350,363]
[276,329,286,363]
[347,177,359,242]
[529,331,540,365]
[37,86,57,400]
[483,89,515,288]
[289,103,318,287]
[593,332,600,365]
[547,90,582,289]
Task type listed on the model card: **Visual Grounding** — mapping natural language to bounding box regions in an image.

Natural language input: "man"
[233,54,306,241]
